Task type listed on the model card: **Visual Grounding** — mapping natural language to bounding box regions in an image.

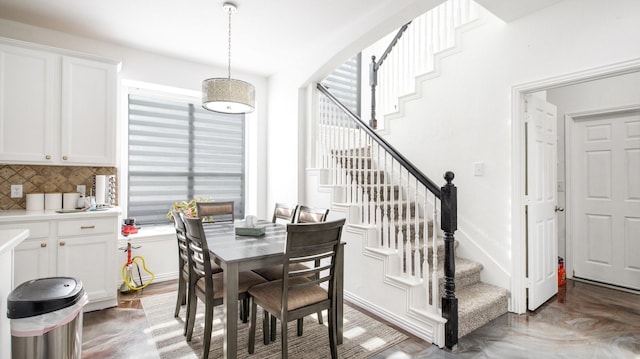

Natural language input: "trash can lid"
[7,277,85,319]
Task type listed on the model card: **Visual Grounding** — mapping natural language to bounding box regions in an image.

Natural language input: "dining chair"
[172,211,223,335]
[196,201,235,223]
[183,216,267,359]
[256,204,331,342]
[247,218,346,359]
[295,205,329,223]
[171,211,190,325]
[272,202,298,224]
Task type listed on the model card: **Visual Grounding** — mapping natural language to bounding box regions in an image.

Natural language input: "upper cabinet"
[61,57,117,165]
[0,39,119,166]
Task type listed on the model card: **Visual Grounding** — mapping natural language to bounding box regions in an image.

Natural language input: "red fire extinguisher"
[558,257,567,287]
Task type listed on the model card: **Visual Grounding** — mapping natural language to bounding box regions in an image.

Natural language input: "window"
[322,53,361,116]
[127,93,245,225]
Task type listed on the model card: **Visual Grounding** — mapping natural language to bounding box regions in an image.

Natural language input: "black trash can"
[7,277,88,359]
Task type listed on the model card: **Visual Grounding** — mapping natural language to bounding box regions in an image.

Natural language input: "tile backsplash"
[0,165,117,210]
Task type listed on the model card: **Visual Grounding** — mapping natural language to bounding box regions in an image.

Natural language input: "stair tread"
[457,282,510,312]
[456,282,510,338]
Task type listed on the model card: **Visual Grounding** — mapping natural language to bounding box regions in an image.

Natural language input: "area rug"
[141,292,407,358]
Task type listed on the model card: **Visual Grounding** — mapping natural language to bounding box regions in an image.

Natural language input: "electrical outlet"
[11,184,23,198]
[77,185,86,197]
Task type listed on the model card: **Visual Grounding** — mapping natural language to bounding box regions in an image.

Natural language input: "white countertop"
[0,207,121,222]
[0,229,30,255]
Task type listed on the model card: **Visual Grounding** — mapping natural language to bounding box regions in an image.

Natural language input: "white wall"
[371,0,640,291]
[547,71,640,259]
[0,18,269,218]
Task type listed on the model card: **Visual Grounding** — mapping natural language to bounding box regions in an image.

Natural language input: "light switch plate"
[77,185,86,197]
[473,162,484,176]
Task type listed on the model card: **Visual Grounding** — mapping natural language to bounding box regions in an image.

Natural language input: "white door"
[571,109,640,290]
[526,95,559,311]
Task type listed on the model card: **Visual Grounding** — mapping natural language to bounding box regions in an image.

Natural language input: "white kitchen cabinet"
[0,39,119,166]
[0,44,58,163]
[13,238,52,288]
[57,217,117,308]
[1,221,52,287]
[0,212,118,312]
[61,56,117,165]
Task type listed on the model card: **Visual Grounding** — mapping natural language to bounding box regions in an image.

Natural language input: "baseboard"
[344,290,444,347]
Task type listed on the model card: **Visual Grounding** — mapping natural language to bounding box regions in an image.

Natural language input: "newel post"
[369,55,378,129]
[441,171,458,349]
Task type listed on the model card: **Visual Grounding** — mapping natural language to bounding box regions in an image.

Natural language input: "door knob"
[555,206,564,212]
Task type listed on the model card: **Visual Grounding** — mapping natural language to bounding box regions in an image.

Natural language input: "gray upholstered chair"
[247,218,346,359]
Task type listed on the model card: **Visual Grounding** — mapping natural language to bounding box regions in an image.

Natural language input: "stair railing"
[369,21,411,129]
[316,82,459,348]
[367,0,479,123]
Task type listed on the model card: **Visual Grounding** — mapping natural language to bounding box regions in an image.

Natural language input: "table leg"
[223,262,239,359]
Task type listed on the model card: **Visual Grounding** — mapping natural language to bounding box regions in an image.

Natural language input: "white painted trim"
[564,104,640,282]
[510,58,640,314]
[344,290,446,347]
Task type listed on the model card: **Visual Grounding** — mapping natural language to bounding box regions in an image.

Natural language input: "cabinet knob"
[63,155,68,160]
[59,241,66,246]
[45,155,51,160]
[41,242,47,248]
[81,225,96,229]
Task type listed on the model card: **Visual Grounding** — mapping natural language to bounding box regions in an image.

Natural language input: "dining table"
[202,219,345,359]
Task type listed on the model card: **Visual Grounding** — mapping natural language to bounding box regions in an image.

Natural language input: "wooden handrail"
[317,82,441,198]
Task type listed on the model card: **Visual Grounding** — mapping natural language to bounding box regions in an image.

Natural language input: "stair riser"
[459,296,509,338]
[437,269,480,294]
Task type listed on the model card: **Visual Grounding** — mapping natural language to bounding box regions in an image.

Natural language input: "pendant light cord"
[227,8,232,80]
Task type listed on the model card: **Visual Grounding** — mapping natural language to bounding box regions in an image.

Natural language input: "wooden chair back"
[295,205,329,223]
[282,218,345,311]
[183,216,214,281]
[196,201,234,223]
[272,203,298,224]
[171,211,190,267]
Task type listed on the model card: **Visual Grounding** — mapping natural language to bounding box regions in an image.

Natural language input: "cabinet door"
[13,238,52,288]
[0,45,58,163]
[61,56,117,165]
[57,234,116,303]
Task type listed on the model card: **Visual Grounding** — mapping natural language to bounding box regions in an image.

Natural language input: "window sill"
[118,224,175,241]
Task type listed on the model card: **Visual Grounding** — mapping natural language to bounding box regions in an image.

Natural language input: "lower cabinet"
[3,213,118,312]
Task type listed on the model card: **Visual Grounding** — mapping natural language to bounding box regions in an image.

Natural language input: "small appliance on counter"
[121,218,139,236]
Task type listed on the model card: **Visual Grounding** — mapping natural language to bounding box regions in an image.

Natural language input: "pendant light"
[202,2,255,114]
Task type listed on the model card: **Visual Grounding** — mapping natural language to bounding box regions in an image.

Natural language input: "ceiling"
[0,0,563,77]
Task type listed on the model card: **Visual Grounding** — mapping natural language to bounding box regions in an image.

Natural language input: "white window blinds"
[127,94,245,224]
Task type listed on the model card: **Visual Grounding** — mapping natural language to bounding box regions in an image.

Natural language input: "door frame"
[565,104,640,286]
[509,58,640,314]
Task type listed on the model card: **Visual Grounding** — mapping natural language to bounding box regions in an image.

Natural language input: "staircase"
[328,139,509,340]
[309,0,510,347]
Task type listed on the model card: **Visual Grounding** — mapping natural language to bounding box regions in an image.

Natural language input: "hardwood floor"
[82,279,640,358]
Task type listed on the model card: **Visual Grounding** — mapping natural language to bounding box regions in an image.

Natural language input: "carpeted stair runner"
[333,148,509,339]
